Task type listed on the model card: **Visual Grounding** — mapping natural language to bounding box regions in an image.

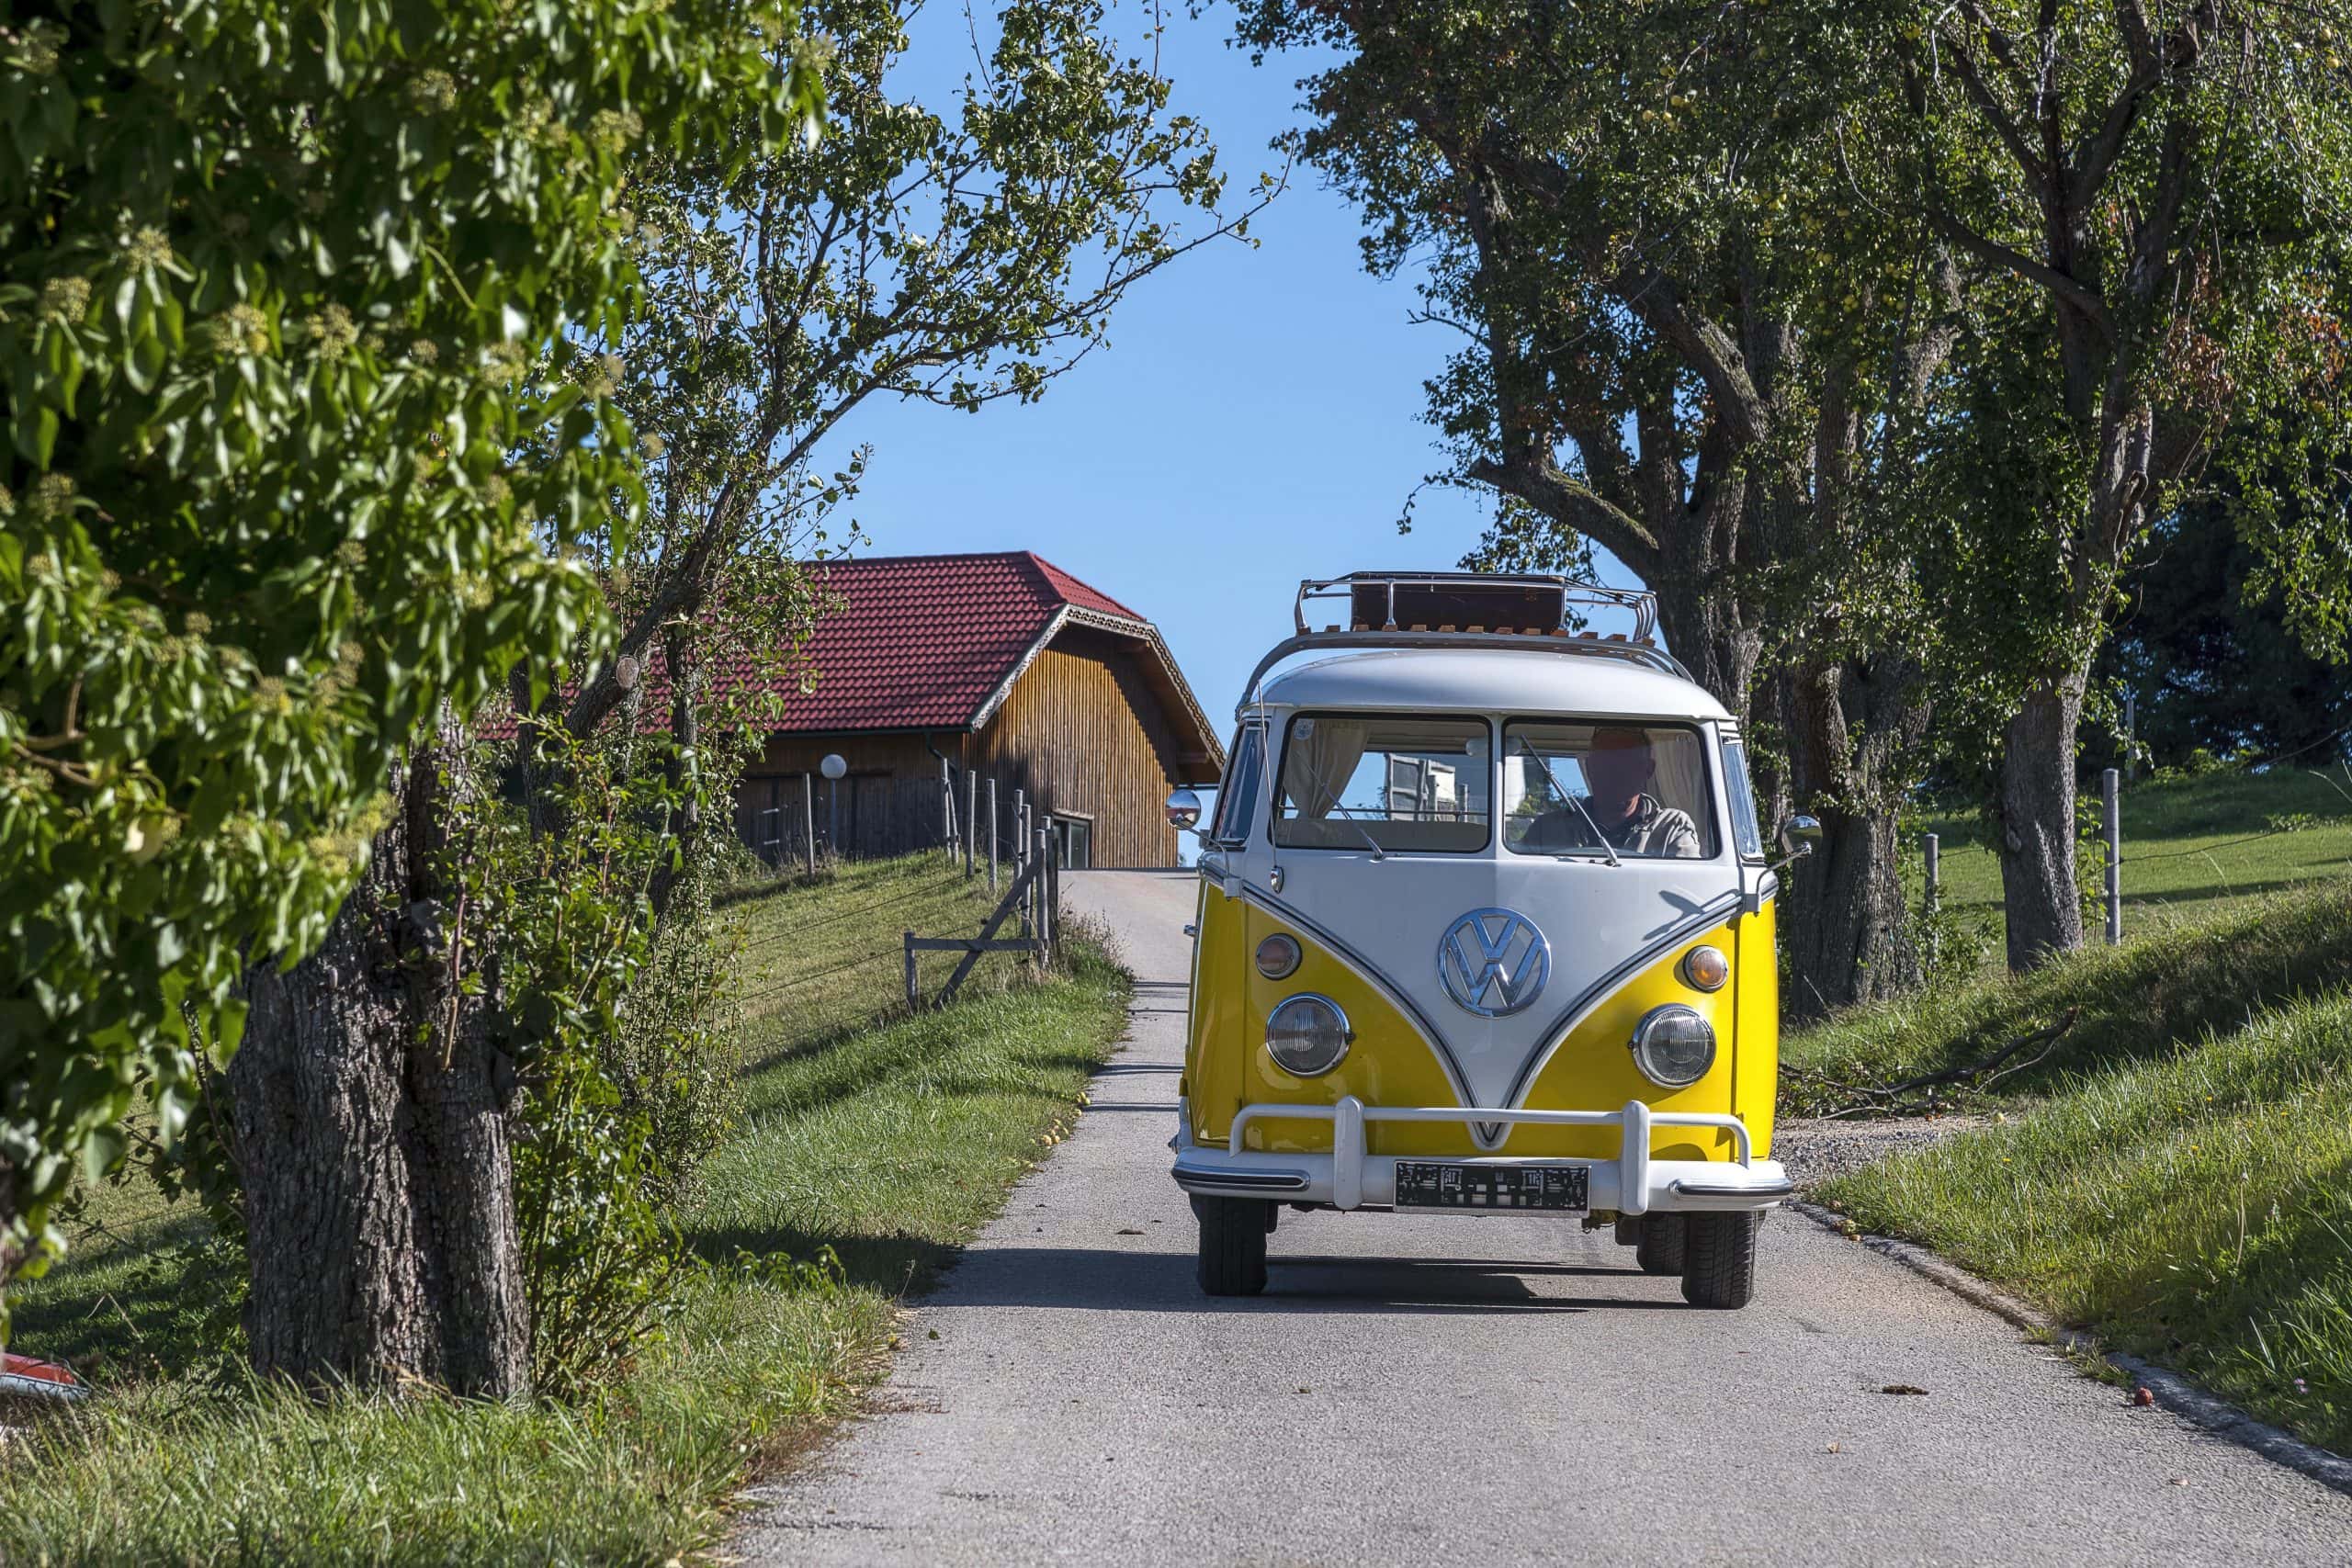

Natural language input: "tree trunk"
[230,730,530,1399]
[1996,668,2089,972]
[1780,655,1926,1019]
[650,623,704,920]
[1782,805,1914,1020]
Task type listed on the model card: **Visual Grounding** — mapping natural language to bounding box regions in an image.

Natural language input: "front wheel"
[1193,1196,1269,1296]
[1680,1212,1759,1309]
[1634,1213,1686,1275]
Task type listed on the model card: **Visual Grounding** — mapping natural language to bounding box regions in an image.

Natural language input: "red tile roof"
[482,552,1217,776]
[744,551,1149,733]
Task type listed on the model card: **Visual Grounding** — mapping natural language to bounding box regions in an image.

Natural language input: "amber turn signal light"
[1680,944,1730,992]
[1255,932,1302,979]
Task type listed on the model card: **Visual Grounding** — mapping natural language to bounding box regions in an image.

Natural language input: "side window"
[1721,738,1765,861]
[1209,723,1265,844]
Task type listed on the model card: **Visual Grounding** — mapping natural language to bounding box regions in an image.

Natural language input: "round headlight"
[1680,944,1730,992]
[1266,993,1351,1077]
[1255,932,1302,979]
[1630,1004,1716,1088]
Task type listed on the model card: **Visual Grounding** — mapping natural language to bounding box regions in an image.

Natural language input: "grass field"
[1916,762,2352,964]
[1791,876,2352,1458]
[1,853,1129,1564]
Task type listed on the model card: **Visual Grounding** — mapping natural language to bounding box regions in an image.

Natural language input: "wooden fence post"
[904,930,919,1010]
[801,773,817,878]
[2102,767,2122,946]
[941,758,956,861]
[1013,789,1027,870]
[964,768,978,879]
[987,776,1000,894]
[1046,835,1061,963]
[1034,828,1051,957]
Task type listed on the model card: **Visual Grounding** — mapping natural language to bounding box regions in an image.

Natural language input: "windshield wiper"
[1306,769,1388,863]
[1521,743,1622,866]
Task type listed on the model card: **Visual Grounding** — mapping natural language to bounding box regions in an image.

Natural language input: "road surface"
[744,868,2352,1566]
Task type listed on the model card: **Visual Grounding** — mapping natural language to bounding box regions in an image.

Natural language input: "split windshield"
[1272,714,1491,853]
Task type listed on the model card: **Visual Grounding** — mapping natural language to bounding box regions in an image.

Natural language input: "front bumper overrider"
[1169,1095,1791,1215]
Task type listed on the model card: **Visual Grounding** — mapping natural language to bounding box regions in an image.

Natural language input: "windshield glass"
[1502,721,1718,860]
[1273,714,1490,853]
[1209,722,1265,844]
[1721,738,1764,860]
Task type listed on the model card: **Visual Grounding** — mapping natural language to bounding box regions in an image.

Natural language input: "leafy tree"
[1867,0,2352,967]
[519,0,1274,876]
[0,0,816,1390]
[1238,0,1955,1013]
[2095,486,2352,771]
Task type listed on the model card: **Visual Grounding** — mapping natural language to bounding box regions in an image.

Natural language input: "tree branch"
[1928,209,2115,343]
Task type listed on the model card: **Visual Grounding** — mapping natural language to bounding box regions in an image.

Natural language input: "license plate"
[1394,1162,1589,1211]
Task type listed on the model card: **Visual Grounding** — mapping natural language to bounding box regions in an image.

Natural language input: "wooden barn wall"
[734,733,951,863]
[966,627,1183,867]
[729,626,1187,867]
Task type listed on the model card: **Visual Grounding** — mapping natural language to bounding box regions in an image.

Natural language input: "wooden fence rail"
[902,848,1051,1010]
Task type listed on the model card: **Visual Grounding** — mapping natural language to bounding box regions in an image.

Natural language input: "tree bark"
[1779,652,1928,1019]
[230,728,530,1399]
[1995,667,2089,971]
[650,622,704,920]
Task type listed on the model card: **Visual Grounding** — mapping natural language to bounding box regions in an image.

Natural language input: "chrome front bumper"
[1169,1096,1791,1215]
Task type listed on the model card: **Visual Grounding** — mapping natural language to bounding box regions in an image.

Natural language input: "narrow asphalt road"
[743,869,2352,1567]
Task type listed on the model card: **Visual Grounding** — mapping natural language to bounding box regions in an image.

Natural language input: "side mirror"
[1165,788,1204,831]
[1770,814,1821,874]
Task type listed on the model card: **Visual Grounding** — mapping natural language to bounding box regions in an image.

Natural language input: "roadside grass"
[1,852,1128,1565]
[1916,763,2352,961]
[1783,873,2352,1111]
[1791,872,2352,1458]
[1812,987,2352,1457]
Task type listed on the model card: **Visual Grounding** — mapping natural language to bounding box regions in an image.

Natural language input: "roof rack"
[1238,572,1690,717]
[1294,571,1659,643]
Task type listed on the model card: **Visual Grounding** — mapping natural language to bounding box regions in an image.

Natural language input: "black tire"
[1634,1213,1687,1275]
[1193,1196,1269,1296]
[1681,1211,1759,1309]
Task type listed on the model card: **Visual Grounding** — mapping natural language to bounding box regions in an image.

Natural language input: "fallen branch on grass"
[1786,1007,2080,1119]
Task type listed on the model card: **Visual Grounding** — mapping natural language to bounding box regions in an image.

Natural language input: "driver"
[1521,727,1702,858]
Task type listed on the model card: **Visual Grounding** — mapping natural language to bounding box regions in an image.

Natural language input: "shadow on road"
[927,1244,1690,1316]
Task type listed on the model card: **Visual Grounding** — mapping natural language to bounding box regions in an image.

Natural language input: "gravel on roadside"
[1774,1114,1983,1188]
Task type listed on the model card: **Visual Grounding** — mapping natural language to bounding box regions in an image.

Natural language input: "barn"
[728,552,1223,869]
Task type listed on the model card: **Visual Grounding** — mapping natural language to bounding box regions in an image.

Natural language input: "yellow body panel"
[1184,882,1781,1166]
[1734,897,1779,1159]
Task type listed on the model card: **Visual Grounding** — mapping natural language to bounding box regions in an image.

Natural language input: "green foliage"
[446,721,745,1394]
[2096,494,2352,773]
[0,1,820,1307]
[559,0,1270,761]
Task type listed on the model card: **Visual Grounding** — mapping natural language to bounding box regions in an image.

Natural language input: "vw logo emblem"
[1437,908,1551,1017]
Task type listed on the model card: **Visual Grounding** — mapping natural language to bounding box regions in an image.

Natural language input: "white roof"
[1257,646,1732,723]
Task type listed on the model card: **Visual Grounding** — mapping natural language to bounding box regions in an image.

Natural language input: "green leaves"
[0,0,820,1322]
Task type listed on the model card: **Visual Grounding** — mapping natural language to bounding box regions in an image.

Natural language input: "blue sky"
[808,6,1630,733]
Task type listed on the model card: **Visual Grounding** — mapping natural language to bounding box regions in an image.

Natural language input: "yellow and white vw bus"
[1166,573,1811,1307]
